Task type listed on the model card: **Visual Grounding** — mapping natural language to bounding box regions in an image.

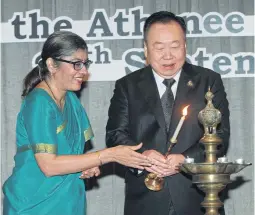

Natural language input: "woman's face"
[53,49,90,91]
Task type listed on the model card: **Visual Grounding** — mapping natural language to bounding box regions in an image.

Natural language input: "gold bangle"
[96,151,102,166]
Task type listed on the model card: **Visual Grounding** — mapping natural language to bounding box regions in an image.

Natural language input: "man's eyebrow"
[153,40,180,45]
[171,40,180,44]
[153,42,164,45]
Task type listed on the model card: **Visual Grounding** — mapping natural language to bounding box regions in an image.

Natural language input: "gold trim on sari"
[56,121,67,134]
[84,126,93,142]
[17,143,57,154]
[33,143,57,153]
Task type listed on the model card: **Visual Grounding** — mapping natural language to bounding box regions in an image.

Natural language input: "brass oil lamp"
[180,88,252,215]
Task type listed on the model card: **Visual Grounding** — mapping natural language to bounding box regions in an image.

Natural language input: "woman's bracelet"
[96,151,103,166]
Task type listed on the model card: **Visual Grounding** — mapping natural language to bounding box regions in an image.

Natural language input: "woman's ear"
[46,58,58,74]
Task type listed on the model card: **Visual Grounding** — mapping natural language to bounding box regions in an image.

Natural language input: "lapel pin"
[187,80,194,88]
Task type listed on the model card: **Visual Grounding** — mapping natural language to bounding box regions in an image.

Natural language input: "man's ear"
[144,42,148,59]
[46,58,58,74]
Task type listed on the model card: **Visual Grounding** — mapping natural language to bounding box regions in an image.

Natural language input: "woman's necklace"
[44,80,65,110]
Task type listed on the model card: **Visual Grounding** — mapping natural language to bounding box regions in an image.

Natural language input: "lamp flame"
[182,105,190,116]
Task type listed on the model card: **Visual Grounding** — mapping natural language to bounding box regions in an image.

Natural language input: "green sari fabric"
[3,89,93,215]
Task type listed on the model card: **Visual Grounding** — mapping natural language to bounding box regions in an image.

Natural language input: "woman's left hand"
[79,167,101,179]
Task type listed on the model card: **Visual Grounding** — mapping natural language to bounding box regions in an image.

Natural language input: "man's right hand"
[142,150,169,177]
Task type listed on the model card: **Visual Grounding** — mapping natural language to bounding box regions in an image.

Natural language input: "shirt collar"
[152,68,182,86]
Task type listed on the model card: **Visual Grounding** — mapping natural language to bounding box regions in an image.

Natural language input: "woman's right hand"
[79,167,101,179]
[111,143,153,169]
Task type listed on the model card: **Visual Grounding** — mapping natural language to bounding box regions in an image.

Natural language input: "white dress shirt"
[152,69,182,99]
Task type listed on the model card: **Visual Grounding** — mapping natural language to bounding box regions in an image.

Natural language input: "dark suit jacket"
[106,62,230,215]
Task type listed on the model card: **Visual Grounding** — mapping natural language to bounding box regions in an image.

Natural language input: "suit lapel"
[168,62,201,145]
[137,66,167,138]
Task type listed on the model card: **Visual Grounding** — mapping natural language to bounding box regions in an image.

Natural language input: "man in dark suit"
[106,11,230,215]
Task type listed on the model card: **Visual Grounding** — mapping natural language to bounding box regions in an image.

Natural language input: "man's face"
[144,21,186,78]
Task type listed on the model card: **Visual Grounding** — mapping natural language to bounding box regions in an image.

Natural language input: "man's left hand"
[164,154,185,176]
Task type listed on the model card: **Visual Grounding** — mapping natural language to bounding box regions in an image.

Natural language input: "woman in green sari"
[3,31,152,215]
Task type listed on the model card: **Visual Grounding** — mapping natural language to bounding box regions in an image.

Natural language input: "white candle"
[184,156,194,163]
[217,156,228,163]
[171,115,185,141]
[235,158,245,164]
[170,105,190,143]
